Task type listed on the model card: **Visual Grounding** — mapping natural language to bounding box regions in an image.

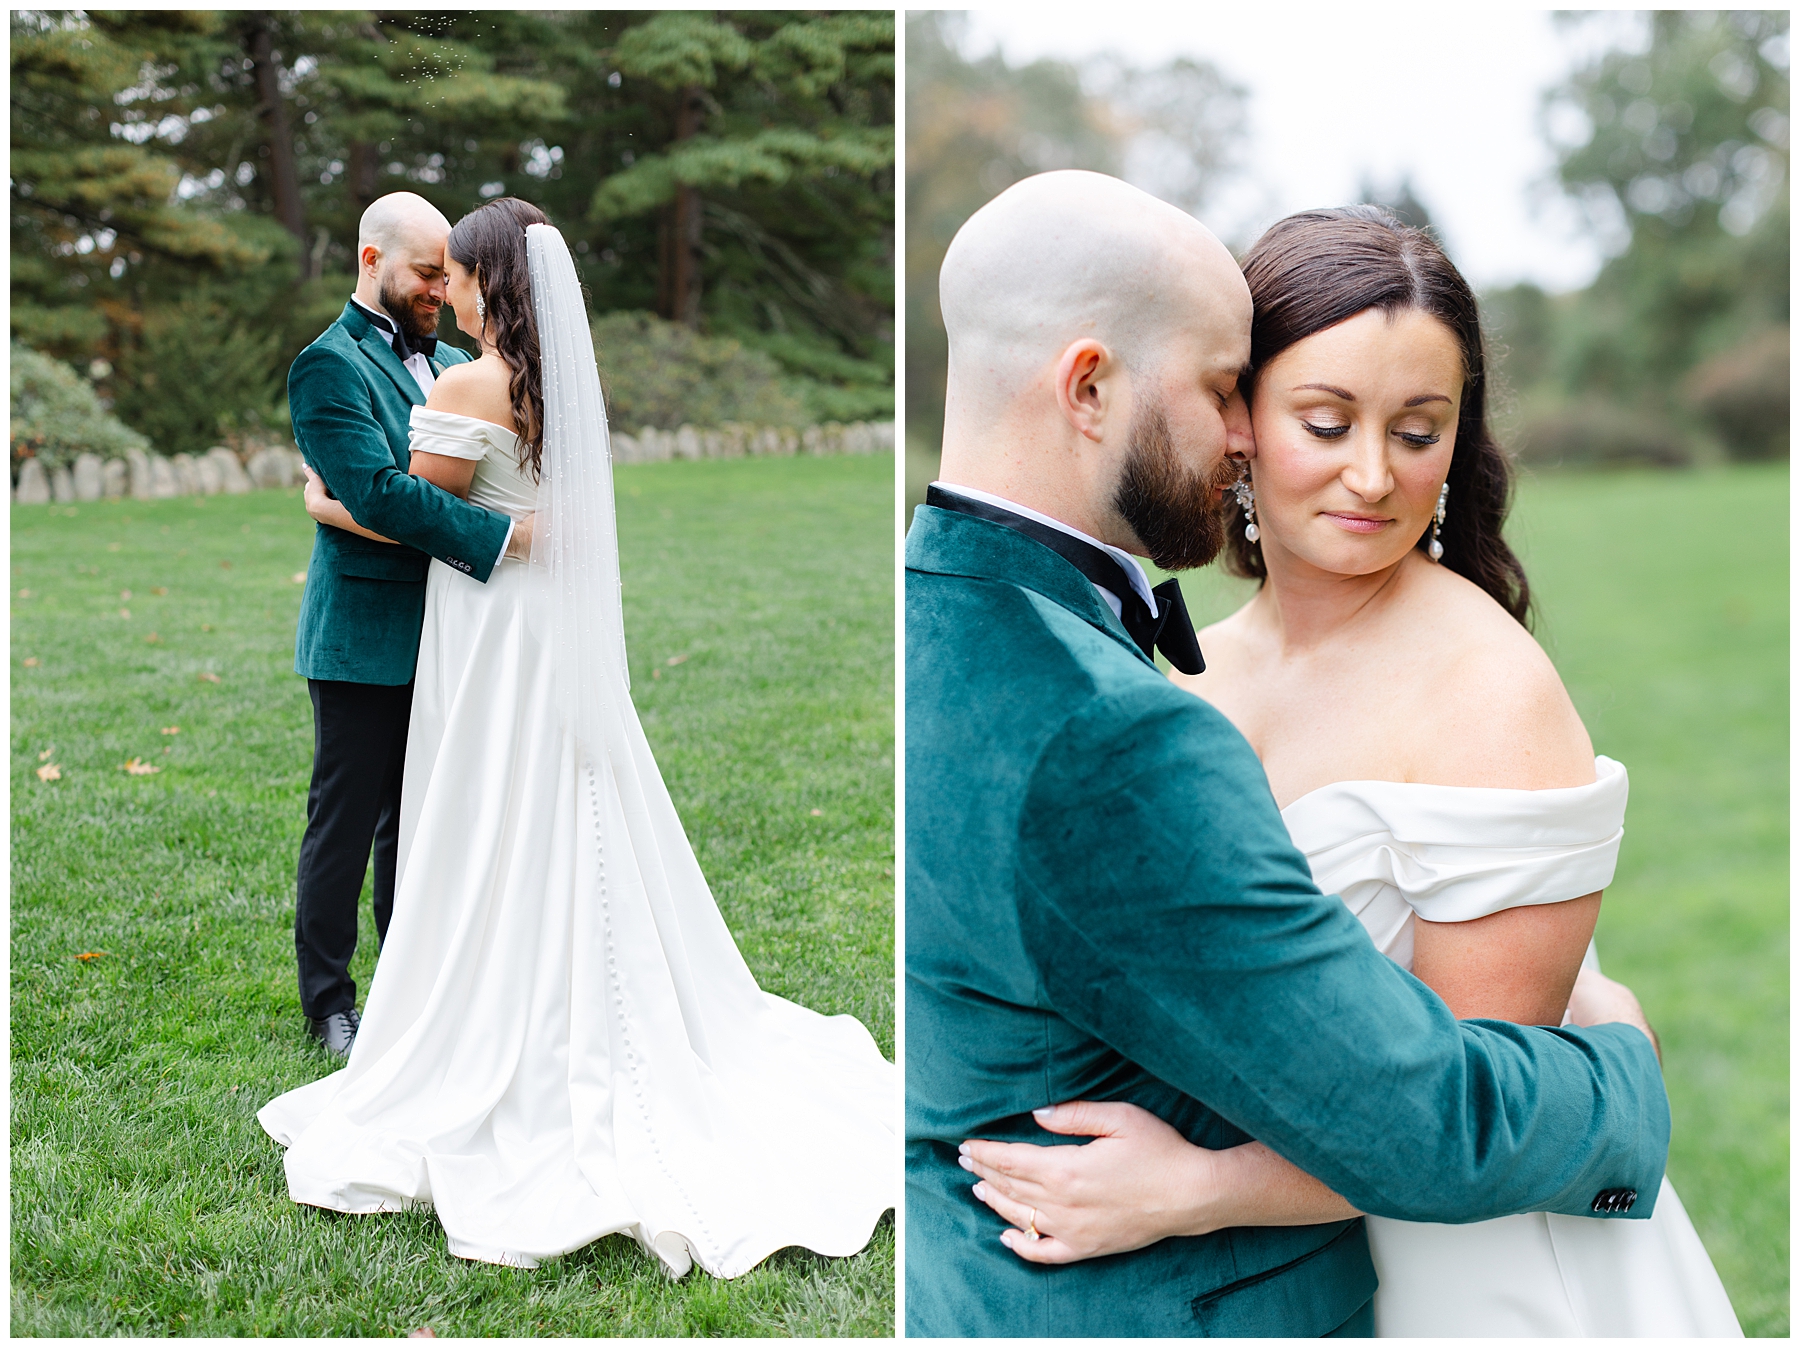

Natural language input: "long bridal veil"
[526,221,632,742]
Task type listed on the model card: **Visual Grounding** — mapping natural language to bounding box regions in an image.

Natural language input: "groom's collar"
[928,481,1159,621]
[905,501,1148,666]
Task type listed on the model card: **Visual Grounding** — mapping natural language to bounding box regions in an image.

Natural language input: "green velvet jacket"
[904,504,1670,1338]
[289,302,513,685]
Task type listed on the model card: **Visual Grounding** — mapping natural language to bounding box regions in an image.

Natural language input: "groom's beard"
[1111,398,1238,572]
[379,273,442,346]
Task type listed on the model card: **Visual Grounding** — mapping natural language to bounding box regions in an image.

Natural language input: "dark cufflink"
[1591,1188,1637,1214]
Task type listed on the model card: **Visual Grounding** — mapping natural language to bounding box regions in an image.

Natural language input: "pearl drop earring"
[1428,482,1449,561]
[475,293,486,332]
[1231,465,1260,543]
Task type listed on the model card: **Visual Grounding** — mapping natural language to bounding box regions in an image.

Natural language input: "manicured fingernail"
[957,1154,973,1171]
[957,1142,971,1156]
[1000,1231,1014,1248]
[972,1182,985,1199]
[1032,1105,1056,1120]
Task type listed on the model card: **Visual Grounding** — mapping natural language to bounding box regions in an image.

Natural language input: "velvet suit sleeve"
[289,345,510,583]
[1015,682,1670,1224]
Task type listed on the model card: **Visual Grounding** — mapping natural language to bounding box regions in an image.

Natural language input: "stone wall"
[612,420,895,464]
[13,420,894,504]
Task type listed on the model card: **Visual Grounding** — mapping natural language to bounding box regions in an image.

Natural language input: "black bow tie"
[360,304,437,361]
[926,485,1205,675]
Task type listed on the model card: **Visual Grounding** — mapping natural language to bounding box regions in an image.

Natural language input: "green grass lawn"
[11,453,895,1337]
[1165,462,1788,1336]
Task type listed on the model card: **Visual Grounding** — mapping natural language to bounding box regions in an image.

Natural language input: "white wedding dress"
[258,403,894,1277]
[1282,756,1741,1336]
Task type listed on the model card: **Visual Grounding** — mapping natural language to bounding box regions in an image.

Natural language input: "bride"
[958,206,1740,1336]
[258,197,893,1278]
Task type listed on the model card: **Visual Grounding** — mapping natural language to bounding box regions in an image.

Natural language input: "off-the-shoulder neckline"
[1279,755,1623,815]
[411,406,520,441]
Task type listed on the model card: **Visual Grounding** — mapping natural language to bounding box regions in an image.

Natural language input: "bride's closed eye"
[1300,420,1440,447]
[1300,420,1350,440]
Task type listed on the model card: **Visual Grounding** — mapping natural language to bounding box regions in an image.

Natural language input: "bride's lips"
[1320,511,1393,533]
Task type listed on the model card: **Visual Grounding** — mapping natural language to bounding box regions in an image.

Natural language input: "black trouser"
[294,678,413,1019]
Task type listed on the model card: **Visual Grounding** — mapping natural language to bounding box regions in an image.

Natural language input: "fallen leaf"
[651,667,661,680]
[219,559,232,569]
[665,653,689,667]
[74,951,108,962]
[38,748,52,760]
[200,624,213,632]
[120,757,161,775]
[17,588,31,599]
[118,608,130,619]
[152,586,168,596]
[22,657,39,668]
[36,763,61,782]
[810,808,824,817]
[162,726,180,735]
[197,671,221,683]
[292,571,307,584]
[145,632,161,644]
[120,589,132,601]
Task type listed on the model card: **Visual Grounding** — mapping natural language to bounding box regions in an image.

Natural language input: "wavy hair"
[447,196,548,477]
[1226,206,1532,626]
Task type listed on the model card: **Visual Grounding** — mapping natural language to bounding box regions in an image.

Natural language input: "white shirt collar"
[929,480,1159,620]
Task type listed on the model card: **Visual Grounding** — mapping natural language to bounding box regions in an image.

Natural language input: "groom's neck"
[938,430,1138,557]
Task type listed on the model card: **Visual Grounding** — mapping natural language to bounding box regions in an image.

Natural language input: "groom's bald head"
[940,171,1247,428]
[934,171,1252,556]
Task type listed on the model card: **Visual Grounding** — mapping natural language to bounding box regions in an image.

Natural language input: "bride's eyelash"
[1302,420,1440,448]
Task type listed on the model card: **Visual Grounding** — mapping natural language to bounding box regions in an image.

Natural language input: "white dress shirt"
[350,295,513,568]
[928,480,1159,622]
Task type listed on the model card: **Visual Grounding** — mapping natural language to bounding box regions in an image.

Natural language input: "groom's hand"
[959,1100,1223,1263]
[504,512,536,561]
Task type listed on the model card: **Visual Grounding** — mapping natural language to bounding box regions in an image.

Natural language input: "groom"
[905,171,1671,1337]
[286,191,528,1057]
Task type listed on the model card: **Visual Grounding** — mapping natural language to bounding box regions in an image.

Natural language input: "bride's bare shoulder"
[1409,562,1595,789]
[426,355,517,431]
[1170,594,1260,702]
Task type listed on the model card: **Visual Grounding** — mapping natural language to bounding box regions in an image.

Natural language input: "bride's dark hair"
[448,196,548,478]
[1225,205,1532,627]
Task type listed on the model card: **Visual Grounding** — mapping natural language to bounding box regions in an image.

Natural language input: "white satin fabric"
[260,411,894,1277]
[1282,758,1741,1336]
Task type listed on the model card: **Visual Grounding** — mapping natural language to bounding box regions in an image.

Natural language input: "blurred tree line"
[11,9,894,466]
[1488,10,1788,467]
[906,11,1786,495]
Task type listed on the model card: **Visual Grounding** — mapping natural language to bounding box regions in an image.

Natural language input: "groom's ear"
[1053,339,1118,444]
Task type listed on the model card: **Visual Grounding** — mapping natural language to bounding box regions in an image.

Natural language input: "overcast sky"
[953,8,1651,293]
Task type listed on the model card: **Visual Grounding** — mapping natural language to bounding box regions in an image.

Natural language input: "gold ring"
[1024,1208,1040,1242]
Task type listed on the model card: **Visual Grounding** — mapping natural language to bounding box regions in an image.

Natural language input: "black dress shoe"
[307,1007,361,1058]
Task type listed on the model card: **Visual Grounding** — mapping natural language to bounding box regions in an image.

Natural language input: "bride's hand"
[301,463,396,544]
[301,462,334,523]
[1566,965,1661,1064]
[959,1101,1224,1264]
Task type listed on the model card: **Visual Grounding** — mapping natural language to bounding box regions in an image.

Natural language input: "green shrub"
[108,298,284,460]
[1685,327,1789,462]
[1509,397,1693,469]
[9,343,148,483]
[592,310,804,433]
